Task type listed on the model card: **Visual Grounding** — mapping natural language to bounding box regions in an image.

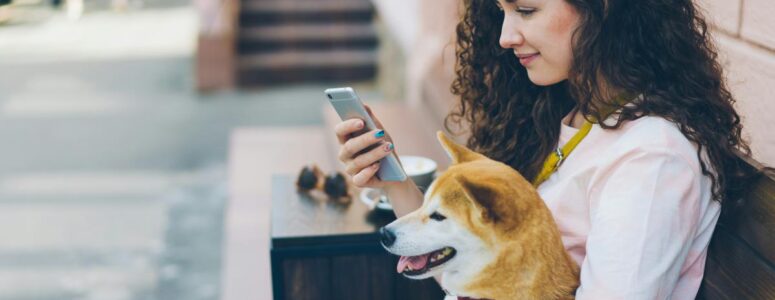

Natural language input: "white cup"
[399,155,438,193]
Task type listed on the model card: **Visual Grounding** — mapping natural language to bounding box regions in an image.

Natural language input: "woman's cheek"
[547,3,581,39]
[546,5,581,68]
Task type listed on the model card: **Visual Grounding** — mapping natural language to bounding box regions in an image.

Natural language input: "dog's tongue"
[397,254,430,273]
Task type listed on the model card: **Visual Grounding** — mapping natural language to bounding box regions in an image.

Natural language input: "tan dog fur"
[384,132,579,299]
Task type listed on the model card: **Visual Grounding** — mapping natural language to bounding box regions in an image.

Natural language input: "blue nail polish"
[375,130,385,138]
[387,143,394,151]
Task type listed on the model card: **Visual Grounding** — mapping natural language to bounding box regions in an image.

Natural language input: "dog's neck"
[442,287,491,300]
[444,238,578,300]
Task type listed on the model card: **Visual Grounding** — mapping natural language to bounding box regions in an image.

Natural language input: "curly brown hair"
[446,0,756,203]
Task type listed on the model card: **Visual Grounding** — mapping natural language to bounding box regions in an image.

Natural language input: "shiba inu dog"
[380,132,579,299]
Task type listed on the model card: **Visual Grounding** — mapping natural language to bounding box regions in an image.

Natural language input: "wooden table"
[270,175,445,300]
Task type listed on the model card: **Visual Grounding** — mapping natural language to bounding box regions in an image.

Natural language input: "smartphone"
[325,87,407,182]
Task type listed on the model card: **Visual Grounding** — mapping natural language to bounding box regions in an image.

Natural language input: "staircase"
[236,0,379,87]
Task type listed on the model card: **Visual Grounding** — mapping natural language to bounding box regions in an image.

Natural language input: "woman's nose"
[499,20,524,49]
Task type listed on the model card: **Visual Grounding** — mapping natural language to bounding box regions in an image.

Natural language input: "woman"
[334,0,755,298]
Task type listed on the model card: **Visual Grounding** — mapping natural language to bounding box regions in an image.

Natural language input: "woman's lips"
[517,53,540,66]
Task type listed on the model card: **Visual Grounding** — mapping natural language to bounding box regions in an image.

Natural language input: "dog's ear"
[454,175,503,224]
[437,131,486,164]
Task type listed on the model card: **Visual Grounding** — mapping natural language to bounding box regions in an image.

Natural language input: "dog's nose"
[379,227,396,247]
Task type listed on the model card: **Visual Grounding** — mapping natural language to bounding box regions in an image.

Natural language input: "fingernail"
[384,143,393,151]
[374,130,385,138]
[356,120,364,129]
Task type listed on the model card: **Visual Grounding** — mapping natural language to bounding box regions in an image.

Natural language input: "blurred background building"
[0,0,772,299]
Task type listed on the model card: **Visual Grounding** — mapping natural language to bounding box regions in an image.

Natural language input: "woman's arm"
[575,147,706,299]
[384,179,425,218]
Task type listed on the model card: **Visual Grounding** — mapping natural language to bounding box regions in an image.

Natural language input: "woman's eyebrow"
[495,0,520,6]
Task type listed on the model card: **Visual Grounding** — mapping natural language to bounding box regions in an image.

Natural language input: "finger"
[352,162,380,187]
[334,118,365,144]
[346,141,393,174]
[338,129,387,162]
[364,104,395,143]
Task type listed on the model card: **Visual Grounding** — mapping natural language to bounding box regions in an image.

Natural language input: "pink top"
[536,115,719,299]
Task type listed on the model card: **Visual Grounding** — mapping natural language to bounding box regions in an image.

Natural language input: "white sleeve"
[575,148,703,300]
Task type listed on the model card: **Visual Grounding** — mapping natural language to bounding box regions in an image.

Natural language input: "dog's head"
[381,131,541,280]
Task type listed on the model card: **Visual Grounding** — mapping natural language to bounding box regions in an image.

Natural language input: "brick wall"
[700,0,775,167]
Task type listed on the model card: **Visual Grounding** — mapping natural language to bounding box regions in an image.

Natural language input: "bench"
[697,156,775,299]
[223,127,338,300]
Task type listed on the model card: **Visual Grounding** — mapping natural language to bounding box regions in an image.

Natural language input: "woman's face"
[497,0,581,86]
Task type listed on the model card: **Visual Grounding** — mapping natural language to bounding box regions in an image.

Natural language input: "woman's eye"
[516,7,536,16]
[430,212,447,221]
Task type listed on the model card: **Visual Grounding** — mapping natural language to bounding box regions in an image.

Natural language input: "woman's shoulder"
[594,116,701,168]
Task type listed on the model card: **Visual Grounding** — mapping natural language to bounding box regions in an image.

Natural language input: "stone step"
[239,0,374,26]
[238,65,376,86]
[238,23,378,54]
[239,48,376,69]
[234,0,378,87]
[237,49,377,86]
[240,0,372,14]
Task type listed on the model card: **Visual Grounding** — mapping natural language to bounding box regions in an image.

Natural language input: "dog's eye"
[430,212,447,221]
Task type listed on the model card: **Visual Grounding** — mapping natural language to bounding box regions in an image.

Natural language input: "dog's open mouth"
[396,247,456,276]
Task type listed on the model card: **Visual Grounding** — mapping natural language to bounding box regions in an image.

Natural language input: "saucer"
[360,188,393,211]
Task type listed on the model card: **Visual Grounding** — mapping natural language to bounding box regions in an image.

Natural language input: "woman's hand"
[334,104,398,189]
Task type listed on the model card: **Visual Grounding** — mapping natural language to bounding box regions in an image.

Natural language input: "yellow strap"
[532,120,593,187]
[531,93,638,187]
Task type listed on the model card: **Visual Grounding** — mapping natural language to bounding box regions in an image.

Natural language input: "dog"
[380,132,579,299]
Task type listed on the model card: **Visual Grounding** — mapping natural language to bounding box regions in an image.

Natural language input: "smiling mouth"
[396,247,457,276]
[517,53,540,65]
[516,53,539,58]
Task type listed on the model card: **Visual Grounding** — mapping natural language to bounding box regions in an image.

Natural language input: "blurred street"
[0,1,378,299]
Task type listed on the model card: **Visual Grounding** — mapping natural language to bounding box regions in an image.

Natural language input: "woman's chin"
[526,70,566,86]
